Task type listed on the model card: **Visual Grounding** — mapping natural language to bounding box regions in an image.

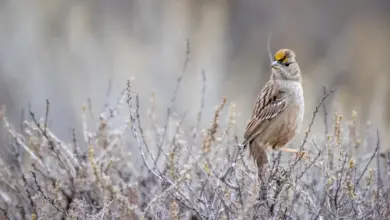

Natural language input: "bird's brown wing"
[242,80,288,146]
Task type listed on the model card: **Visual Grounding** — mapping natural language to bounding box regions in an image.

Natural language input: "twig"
[135,93,161,176]
[387,151,390,180]
[31,171,65,214]
[103,77,113,111]
[104,88,126,120]
[142,153,205,216]
[170,194,206,220]
[288,88,336,172]
[333,153,348,211]
[194,69,207,139]
[160,39,191,148]
[355,131,380,185]
[295,141,323,181]
[126,80,163,182]
[0,105,5,120]
[2,117,45,169]
[21,172,35,214]
[0,205,10,220]
[300,87,337,151]
[375,130,382,217]
[203,98,227,153]
[43,99,50,136]
[322,86,329,140]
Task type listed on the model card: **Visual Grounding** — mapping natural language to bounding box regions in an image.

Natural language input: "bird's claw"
[295,151,308,159]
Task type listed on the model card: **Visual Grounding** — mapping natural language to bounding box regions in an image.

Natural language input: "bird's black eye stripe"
[278,56,287,63]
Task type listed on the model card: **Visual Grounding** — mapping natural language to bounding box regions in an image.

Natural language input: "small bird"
[241,48,305,174]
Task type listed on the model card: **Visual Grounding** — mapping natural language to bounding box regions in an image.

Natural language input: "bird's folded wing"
[242,81,288,146]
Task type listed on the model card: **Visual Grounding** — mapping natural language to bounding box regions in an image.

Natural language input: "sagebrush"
[0,79,389,220]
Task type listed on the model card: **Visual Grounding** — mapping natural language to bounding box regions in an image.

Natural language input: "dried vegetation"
[0,49,389,220]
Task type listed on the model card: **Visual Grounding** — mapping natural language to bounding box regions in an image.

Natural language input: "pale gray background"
[1,0,389,153]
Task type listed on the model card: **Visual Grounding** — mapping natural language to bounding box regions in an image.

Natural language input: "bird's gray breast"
[291,83,304,133]
[279,80,304,132]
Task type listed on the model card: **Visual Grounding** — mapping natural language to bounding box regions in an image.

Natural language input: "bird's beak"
[271,61,280,69]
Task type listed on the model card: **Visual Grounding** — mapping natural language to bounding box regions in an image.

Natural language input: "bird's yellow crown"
[274,49,289,63]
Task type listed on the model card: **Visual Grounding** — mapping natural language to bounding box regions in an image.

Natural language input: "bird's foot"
[280,147,299,153]
[295,151,308,160]
[280,147,307,159]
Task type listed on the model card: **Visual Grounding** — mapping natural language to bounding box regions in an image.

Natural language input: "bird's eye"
[284,62,290,67]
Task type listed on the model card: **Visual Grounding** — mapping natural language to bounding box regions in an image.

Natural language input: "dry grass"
[0,62,389,219]
[0,80,389,220]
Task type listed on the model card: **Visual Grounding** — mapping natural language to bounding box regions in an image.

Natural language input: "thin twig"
[43,99,50,136]
[31,171,65,214]
[160,39,191,148]
[142,153,206,216]
[387,151,390,180]
[126,80,163,182]
[135,93,161,176]
[194,69,207,139]
[355,132,380,185]
[323,86,329,140]
[288,88,336,172]
[0,205,10,220]
[300,87,337,151]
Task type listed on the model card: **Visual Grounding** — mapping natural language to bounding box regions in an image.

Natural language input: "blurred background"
[1,0,390,153]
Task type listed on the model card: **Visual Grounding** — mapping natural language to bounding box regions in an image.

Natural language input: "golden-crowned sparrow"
[241,48,305,172]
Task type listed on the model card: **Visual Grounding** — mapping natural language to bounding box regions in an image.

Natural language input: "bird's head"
[270,48,302,83]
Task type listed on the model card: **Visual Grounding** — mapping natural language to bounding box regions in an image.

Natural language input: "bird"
[241,48,305,174]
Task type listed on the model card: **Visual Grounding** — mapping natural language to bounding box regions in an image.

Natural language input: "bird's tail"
[249,141,269,176]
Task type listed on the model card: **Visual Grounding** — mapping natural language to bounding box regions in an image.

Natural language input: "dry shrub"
[0,78,389,220]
